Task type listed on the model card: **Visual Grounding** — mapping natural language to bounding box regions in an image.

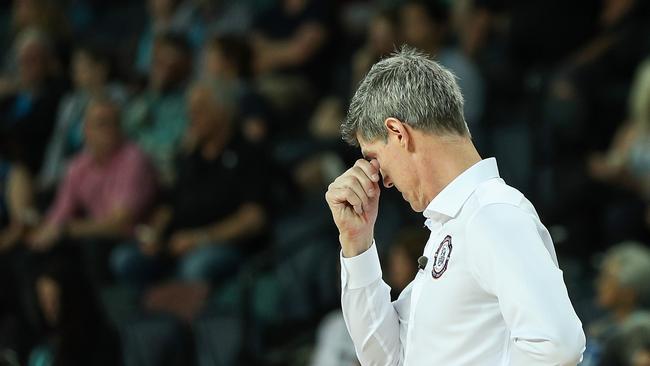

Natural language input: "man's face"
[72,51,107,90]
[83,103,121,159]
[151,42,188,91]
[18,40,48,87]
[203,46,227,80]
[187,86,227,143]
[359,133,427,212]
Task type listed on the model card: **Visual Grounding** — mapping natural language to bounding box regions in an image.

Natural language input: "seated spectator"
[543,0,650,152]
[28,259,118,366]
[584,58,650,246]
[0,0,70,95]
[633,340,650,366]
[351,10,398,89]
[543,58,650,254]
[134,0,192,77]
[588,58,650,201]
[0,157,35,252]
[39,43,127,191]
[27,98,157,283]
[599,312,650,366]
[399,0,484,127]
[251,0,329,116]
[0,28,65,174]
[582,242,650,366]
[111,81,268,285]
[0,150,36,363]
[123,31,191,186]
[202,34,270,144]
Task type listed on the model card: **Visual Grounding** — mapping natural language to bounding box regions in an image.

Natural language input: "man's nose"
[383,176,393,188]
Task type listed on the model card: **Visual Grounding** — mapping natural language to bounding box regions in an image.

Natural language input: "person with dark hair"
[0,28,65,174]
[124,31,191,186]
[251,0,330,117]
[134,0,188,76]
[202,34,270,143]
[351,10,399,90]
[399,0,485,128]
[39,42,127,191]
[27,258,118,366]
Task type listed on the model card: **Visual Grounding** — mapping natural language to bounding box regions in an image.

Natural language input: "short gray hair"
[341,46,468,146]
[604,242,650,307]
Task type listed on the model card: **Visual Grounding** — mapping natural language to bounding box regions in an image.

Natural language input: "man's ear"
[385,117,411,150]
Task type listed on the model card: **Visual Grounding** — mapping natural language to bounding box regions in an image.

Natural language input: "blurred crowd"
[0,0,649,365]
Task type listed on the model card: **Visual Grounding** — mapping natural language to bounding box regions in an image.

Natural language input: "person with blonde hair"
[588,59,650,235]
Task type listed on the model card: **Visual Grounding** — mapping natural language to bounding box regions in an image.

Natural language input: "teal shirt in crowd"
[123,89,188,186]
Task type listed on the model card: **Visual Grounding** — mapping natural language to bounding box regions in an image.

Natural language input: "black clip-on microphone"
[417,255,428,271]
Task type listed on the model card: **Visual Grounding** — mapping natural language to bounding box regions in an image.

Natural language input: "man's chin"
[407,198,426,213]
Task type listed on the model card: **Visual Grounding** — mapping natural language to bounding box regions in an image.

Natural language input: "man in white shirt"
[324,46,586,365]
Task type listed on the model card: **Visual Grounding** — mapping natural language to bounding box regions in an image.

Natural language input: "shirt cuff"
[340,241,382,290]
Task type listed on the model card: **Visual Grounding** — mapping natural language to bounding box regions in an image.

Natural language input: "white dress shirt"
[340,158,586,365]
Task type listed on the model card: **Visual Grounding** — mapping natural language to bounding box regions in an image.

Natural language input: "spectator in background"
[543,0,650,153]
[582,242,650,366]
[202,34,270,144]
[0,28,64,174]
[27,98,157,282]
[173,0,254,50]
[0,157,34,252]
[633,341,650,366]
[351,10,398,89]
[0,150,36,364]
[555,58,650,251]
[251,0,329,118]
[588,58,650,213]
[112,81,268,285]
[386,227,429,300]
[134,0,190,77]
[8,0,70,45]
[39,43,127,192]
[28,259,118,366]
[0,0,70,94]
[598,312,650,366]
[399,0,484,127]
[124,32,191,186]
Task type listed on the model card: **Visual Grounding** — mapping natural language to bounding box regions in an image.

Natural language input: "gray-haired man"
[325,47,586,365]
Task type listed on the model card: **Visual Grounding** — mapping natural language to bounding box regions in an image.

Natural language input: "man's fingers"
[354,159,380,183]
[348,167,379,198]
[329,186,364,215]
[340,176,370,208]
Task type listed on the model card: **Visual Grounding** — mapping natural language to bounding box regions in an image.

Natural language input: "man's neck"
[416,135,482,205]
[202,126,232,160]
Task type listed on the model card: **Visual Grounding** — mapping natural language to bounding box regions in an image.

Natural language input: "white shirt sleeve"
[466,203,586,366]
[340,242,403,366]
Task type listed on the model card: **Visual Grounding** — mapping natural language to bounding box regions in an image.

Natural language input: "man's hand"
[27,224,62,252]
[325,159,381,257]
[169,230,203,257]
[135,225,162,256]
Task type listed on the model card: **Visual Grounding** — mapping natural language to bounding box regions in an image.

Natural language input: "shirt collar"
[423,158,500,221]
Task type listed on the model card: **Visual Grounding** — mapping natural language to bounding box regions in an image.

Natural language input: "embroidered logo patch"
[432,235,452,279]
